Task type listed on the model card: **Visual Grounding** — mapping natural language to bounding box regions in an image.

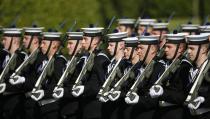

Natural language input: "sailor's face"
[165,43,177,60]
[2,36,12,50]
[187,45,198,62]
[137,44,149,61]
[151,30,161,36]
[67,40,81,55]
[124,47,132,59]
[81,36,91,51]
[137,26,146,35]
[40,40,51,54]
[118,25,127,32]
[23,35,32,48]
[107,42,116,56]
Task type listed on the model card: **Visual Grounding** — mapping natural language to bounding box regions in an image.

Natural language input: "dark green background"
[0,0,209,31]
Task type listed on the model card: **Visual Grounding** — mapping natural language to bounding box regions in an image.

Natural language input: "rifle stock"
[31,55,55,94]
[125,47,165,99]
[154,51,187,86]
[12,48,40,77]
[56,55,79,88]
[0,53,18,83]
[184,59,210,115]
[72,52,95,89]
[97,58,122,97]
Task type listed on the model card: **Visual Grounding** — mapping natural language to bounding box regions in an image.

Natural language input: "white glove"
[99,92,109,102]
[149,85,163,98]
[9,74,25,85]
[52,87,64,99]
[108,89,121,101]
[72,85,84,97]
[31,89,45,101]
[0,83,6,93]
[125,92,139,104]
[188,96,205,110]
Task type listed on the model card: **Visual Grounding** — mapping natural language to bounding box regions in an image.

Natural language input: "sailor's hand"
[125,92,139,104]
[53,87,64,99]
[72,85,84,97]
[31,89,45,101]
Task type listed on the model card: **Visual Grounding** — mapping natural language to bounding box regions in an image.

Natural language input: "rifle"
[108,61,141,99]
[153,51,187,88]
[9,14,20,27]
[72,16,116,90]
[125,46,165,101]
[184,57,210,115]
[134,8,145,29]
[203,15,209,25]
[56,19,67,31]
[31,20,77,98]
[72,52,95,90]
[54,55,79,95]
[166,11,176,23]
[0,53,18,92]
[67,20,77,32]
[31,55,55,98]
[11,48,40,80]
[97,58,122,98]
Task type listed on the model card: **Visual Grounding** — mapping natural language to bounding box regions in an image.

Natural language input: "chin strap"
[129,47,135,61]
[8,37,14,51]
[27,35,34,49]
[88,37,94,51]
[171,43,180,61]
[113,42,119,57]
[72,40,79,56]
[142,45,151,64]
[45,41,52,56]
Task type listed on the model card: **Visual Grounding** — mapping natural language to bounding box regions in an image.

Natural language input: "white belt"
[191,108,210,115]
[159,101,176,107]
[38,98,57,106]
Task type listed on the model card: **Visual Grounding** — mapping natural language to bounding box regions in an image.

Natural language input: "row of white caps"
[107,31,210,45]
[117,18,210,32]
[118,18,169,29]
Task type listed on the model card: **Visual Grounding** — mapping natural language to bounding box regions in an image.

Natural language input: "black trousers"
[2,94,25,119]
[24,98,40,119]
[154,106,187,119]
[39,102,59,119]
[190,111,210,119]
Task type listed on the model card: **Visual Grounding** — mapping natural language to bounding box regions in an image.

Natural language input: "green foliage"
[0,0,209,30]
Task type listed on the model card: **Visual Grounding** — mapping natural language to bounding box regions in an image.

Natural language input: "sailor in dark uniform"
[180,22,199,35]
[117,18,136,37]
[8,26,45,119]
[106,36,140,119]
[151,21,169,48]
[0,48,9,74]
[185,34,210,119]
[149,33,192,119]
[70,27,110,119]
[199,23,210,41]
[0,28,28,119]
[136,18,156,35]
[98,31,127,119]
[124,34,165,119]
[52,31,84,119]
[30,31,67,119]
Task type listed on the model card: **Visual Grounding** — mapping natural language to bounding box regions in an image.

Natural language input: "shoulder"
[95,51,111,64]
[181,58,193,68]
[16,50,28,60]
[55,54,67,64]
